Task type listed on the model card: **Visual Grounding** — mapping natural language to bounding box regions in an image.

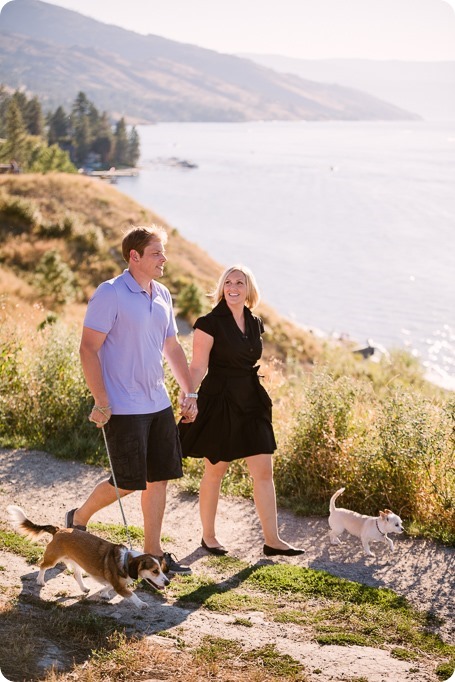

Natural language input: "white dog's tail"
[329,488,346,513]
[7,505,59,540]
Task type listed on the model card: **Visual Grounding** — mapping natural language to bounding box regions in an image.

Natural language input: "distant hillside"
[0,0,418,122]
[0,173,322,363]
[240,55,455,122]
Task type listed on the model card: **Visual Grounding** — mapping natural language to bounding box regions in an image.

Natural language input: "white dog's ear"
[384,509,393,515]
[379,510,387,518]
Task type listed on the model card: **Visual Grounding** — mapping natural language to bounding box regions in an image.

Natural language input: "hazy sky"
[1,0,455,60]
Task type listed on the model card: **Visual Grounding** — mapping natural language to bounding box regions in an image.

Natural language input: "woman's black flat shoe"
[263,544,305,557]
[201,538,228,555]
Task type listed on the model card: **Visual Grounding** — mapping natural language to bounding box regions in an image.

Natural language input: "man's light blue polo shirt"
[83,270,178,415]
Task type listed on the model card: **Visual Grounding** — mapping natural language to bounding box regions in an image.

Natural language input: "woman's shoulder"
[194,300,230,335]
[246,307,264,333]
[193,309,217,335]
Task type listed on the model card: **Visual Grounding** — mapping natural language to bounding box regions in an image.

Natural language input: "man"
[66,225,198,574]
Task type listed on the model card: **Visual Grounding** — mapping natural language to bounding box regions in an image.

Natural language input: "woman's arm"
[189,328,214,389]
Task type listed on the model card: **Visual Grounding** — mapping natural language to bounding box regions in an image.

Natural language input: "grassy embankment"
[0,173,454,545]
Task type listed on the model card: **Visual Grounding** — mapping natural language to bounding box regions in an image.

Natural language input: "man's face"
[132,240,167,280]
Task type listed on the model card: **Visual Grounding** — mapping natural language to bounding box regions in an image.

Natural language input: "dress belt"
[209,365,261,378]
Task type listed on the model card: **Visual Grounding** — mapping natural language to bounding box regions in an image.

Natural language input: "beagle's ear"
[127,556,140,580]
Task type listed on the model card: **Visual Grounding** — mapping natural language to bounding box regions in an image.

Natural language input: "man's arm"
[163,335,198,420]
[79,326,111,427]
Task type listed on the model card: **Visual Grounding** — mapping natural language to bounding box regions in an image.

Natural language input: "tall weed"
[275,369,455,541]
[0,321,103,461]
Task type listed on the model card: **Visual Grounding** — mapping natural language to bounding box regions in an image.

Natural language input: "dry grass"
[0,173,322,362]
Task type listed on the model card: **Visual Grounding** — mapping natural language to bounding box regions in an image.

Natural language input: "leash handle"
[101,426,133,550]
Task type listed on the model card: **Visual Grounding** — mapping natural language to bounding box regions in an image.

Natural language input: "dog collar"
[375,519,387,536]
[123,550,138,579]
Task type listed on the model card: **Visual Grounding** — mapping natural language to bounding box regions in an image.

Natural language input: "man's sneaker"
[161,552,192,575]
[65,508,87,532]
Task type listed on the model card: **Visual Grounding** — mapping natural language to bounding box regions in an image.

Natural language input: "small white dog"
[7,505,170,608]
[328,488,404,557]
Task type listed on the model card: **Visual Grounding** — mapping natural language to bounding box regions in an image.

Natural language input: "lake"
[117,120,455,388]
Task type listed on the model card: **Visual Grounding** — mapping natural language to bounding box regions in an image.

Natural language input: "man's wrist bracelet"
[185,393,198,399]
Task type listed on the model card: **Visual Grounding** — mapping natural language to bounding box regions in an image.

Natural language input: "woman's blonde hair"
[211,265,260,309]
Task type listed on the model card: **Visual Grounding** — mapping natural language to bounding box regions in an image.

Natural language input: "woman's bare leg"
[199,458,229,547]
[246,454,293,549]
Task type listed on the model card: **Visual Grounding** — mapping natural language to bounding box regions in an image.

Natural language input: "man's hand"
[89,405,112,428]
[180,395,198,423]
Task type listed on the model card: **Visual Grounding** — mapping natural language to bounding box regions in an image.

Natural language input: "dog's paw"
[99,589,113,600]
[138,600,149,610]
[36,577,45,586]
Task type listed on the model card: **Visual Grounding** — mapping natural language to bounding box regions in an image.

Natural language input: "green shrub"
[0,321,103,461]
[70,223,104,255]
[35,250,77,307]
[37,212,78,238]
[274,370,371,512]
[25,138,76,173]
[175,280,206,320]
[274,368,455,541]
[0,196,43,235]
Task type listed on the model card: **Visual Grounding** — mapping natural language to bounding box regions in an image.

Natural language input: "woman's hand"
[180,395,198,423]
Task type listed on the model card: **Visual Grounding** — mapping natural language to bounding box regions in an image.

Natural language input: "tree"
[0,98,27,164]
[26,139,76,173]
[0,86,10,137]
[71,92,92,165]
[113,117,129,166]
[127,125,140,166]
[88,102,100,134]
[47,106,70,145]
[25,96,44,136]
[73,116,91,166]
[72,91,90,121]
[91,111,114,165]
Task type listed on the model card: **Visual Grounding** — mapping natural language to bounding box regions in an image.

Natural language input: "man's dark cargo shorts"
[103,407,183,490]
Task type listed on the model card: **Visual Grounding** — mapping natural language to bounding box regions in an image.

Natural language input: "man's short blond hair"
[122,225,168,263]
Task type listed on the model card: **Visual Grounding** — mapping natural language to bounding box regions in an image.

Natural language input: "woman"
[179,265,304,557]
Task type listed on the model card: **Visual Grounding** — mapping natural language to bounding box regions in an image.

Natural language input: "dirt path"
[0,448,454,682]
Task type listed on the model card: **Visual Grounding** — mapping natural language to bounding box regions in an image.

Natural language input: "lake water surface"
[117,121,455,387]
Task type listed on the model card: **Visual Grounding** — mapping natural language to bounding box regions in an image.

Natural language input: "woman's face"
[223,270,248,308]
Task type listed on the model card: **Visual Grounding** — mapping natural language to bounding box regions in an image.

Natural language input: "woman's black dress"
[178,298,277,464]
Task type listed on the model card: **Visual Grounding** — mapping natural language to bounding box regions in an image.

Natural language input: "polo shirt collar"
[123,269,150,294]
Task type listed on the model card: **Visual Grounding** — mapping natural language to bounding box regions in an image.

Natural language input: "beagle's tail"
[7,505,59,540]
[329,488,346,513]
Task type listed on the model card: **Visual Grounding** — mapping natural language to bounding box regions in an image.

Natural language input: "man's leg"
[141,479,167,555]
[72,479,133,528]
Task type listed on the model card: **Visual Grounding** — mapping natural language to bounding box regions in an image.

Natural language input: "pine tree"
[71,92,91,165]
[127,125,140,166]
[1,98,27,163]
[113,117,128,166]
[24,96,44,136]
[0,86,10,138]
[47,106,70,145]
[91,111,114,165]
